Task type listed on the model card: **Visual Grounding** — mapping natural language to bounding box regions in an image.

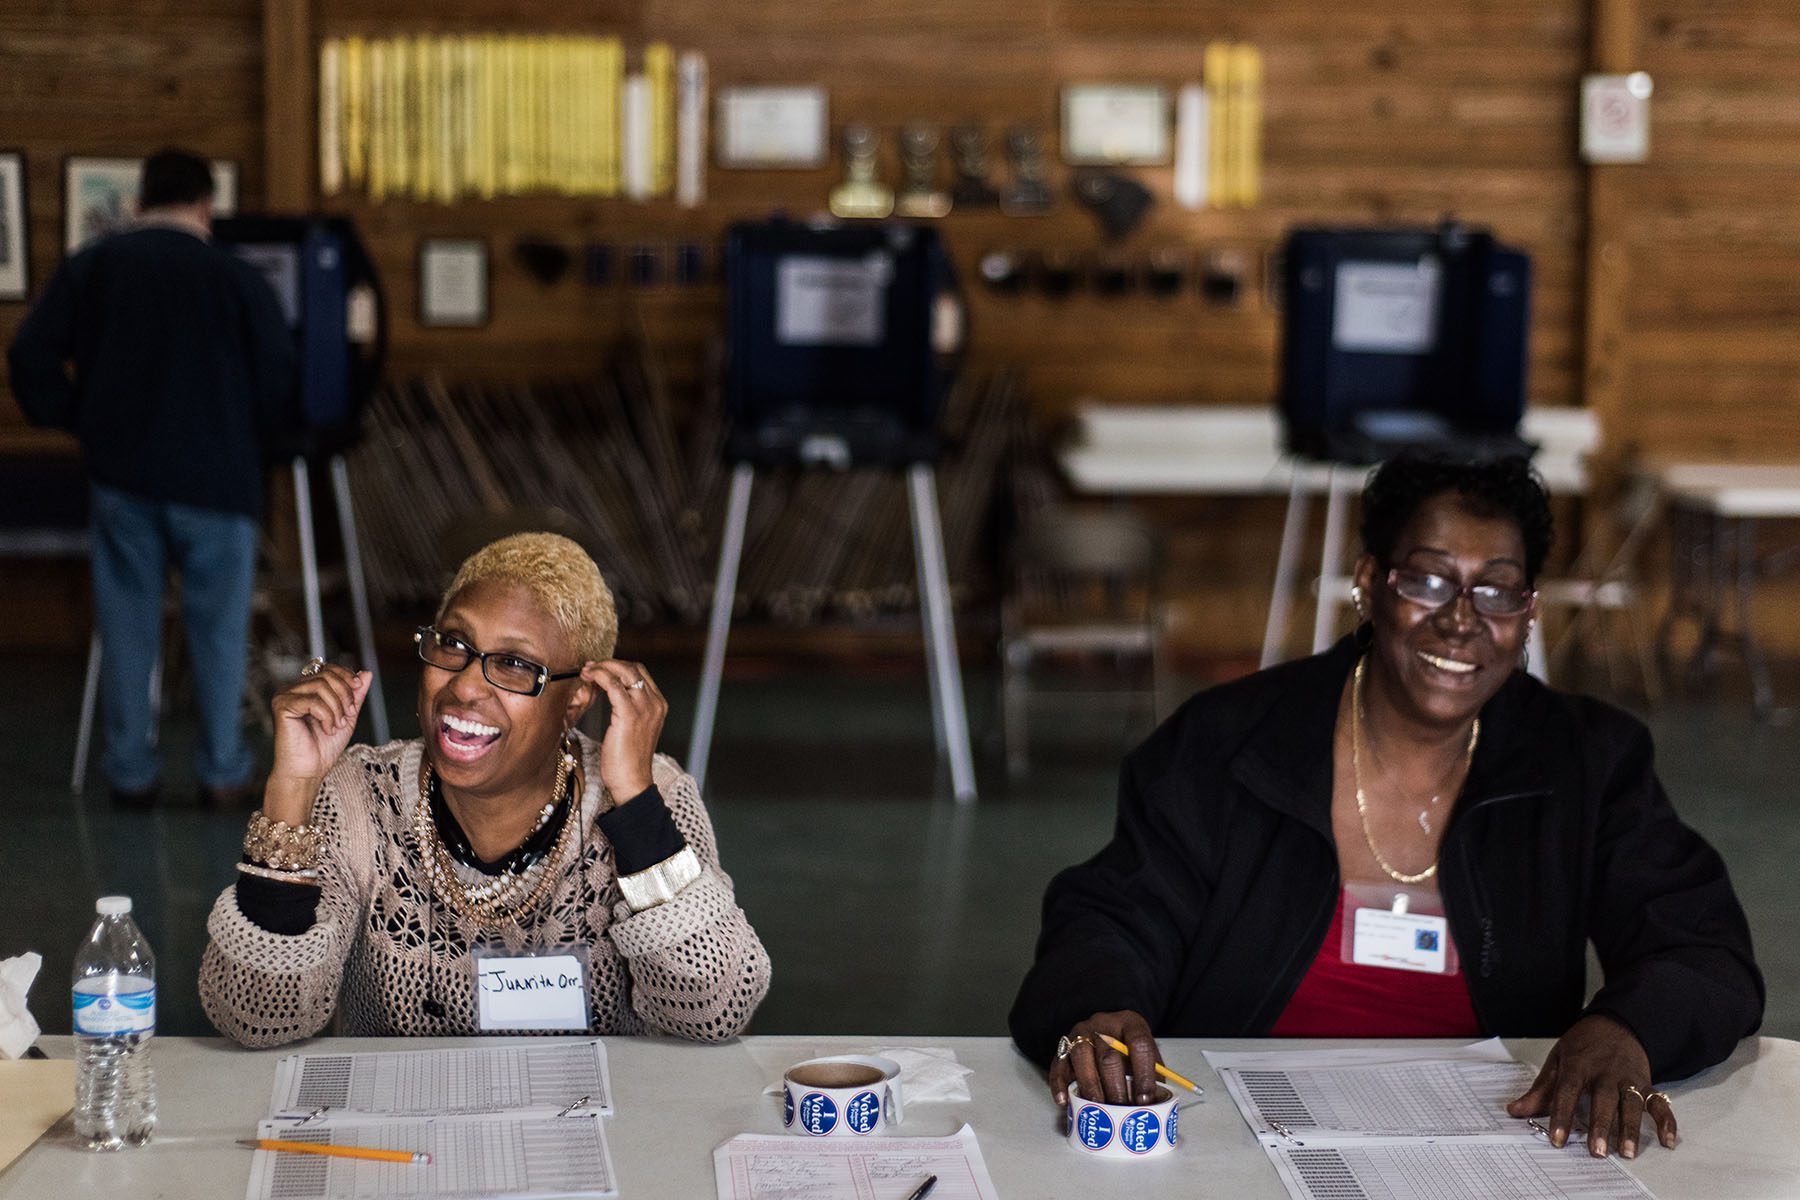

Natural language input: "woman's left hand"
[582,660,667,802]
[1507,1013,1677,1158]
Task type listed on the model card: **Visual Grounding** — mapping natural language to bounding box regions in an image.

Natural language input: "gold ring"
[1620,1084,1645,1103]
[1646,1090,1674,1109]
[1055,1034,1094,1061]
[300,657,326,677]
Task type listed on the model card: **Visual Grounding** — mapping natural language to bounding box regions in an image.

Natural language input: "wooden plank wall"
[2,0,1796,656]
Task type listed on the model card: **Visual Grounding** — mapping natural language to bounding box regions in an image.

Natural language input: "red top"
[1269,889,1481,1038]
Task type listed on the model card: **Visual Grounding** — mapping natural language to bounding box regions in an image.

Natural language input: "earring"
[1350,584,1366,621]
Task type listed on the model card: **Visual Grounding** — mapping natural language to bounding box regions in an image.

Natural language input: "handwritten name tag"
[473,953,590,1032]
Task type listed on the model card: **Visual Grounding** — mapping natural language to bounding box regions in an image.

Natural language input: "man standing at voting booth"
[7,147,297,809]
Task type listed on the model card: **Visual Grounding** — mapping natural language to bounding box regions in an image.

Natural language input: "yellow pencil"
[238,1138,431,1165]
[1097,1034,1203,1095]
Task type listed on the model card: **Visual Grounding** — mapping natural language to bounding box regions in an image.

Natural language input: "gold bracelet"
[244,812,324,872]
[236,861,321,884]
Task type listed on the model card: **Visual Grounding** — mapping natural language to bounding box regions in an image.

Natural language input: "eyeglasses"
[1386,569,1536,618]
[414,626,581,697]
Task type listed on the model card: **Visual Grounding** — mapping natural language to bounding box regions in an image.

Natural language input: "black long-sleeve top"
[1010,636,1764,1082]
[7,224,297,517]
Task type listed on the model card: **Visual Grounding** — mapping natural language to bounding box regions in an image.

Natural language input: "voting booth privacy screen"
[724,220,959,467]
[212,215,385,456]
[1279,224,1532,464]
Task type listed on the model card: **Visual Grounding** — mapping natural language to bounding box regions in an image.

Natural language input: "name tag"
[1350,907,1451,974]
[473,953,591,1032]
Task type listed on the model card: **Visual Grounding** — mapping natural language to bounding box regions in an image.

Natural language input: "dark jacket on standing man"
[1010,636,1763,1082]
[7,225,297,517]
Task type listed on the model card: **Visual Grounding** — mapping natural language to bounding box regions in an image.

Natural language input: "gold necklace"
[414,739,579,928]
[1350,656,1478,885]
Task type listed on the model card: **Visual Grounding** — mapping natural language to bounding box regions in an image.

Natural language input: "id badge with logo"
[1340,882,1459,976]
[472,944,593,1032]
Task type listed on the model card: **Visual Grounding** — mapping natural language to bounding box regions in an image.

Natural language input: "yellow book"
[645,41,674,196]
[319,39,343,196]
[575,38,598,194]
[1205,41,1232,209]
[482,36,502,197]
[387,36,410,197]
[367,39,388,200]
[415,35,437,201]
[344,36,367,189]
[1232,43,1263,208]
[552,36,573,193]
[502,36,523,194]
[596,37,621,196]
[437,37,458,203]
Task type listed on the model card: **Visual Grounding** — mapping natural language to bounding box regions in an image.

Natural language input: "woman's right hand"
[1047,1009,1164,1107]
[264,663,370,824]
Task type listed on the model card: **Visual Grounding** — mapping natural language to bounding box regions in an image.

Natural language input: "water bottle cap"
[95,895,132,916]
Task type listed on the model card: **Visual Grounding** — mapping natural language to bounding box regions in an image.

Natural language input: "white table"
[4,1035,1796,1198]
[1058,405,1597,670]
[1652,463,1800,714]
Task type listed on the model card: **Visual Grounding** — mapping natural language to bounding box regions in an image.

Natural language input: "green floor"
[2,649,1794,1046]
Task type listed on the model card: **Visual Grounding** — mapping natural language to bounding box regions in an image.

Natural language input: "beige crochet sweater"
[199,734,770,1048]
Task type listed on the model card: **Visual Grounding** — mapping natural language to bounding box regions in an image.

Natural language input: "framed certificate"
[418,238,489,328]
[716,86,828,169]
[1060,85,1170,165]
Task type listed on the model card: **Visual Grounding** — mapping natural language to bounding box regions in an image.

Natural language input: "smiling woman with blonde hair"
[200,532,770,1046]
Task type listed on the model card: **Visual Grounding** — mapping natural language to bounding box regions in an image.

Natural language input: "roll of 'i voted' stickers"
[780,1055,906,1137]
[1065,1081,1182,1159]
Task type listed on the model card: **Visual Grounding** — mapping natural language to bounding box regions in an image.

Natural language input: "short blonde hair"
[438,533,617,664]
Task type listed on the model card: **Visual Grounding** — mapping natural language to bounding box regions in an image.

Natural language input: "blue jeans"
[90,484,259,792]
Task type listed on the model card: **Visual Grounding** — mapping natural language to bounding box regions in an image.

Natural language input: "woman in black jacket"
[1011,453,1762,1161]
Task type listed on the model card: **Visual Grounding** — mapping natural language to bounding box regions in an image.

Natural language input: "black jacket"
[1010,637,1763,1081]
[7,225,297,517]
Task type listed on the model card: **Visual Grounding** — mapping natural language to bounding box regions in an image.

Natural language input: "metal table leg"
[686,463,754,793]
[908,464,977,804]
[1261,471,1310,669]
[329,454,390,745]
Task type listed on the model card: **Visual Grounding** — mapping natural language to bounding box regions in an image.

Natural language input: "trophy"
[828,123,894,219]
[950,126,1000,207]
[1000,126,1053,215]
[895,124,951,218]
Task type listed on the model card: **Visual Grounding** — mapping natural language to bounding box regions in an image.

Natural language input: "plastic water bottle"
[71,895,157,1150]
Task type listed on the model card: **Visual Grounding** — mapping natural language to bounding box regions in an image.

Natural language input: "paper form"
[1268,1141,1653,1200]
[712,1123,999,1200]
[270,1041,613,1119]
[245,1113,615,1200]
[1207,1053,1538,1138]
[1205,1044,1659,1200]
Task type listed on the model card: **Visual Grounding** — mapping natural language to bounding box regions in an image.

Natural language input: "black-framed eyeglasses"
[1386,569,1536,618]
[414,626,582,697]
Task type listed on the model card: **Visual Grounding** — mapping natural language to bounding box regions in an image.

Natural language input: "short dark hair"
[1360,452,1555,583]
[138,148,215,209]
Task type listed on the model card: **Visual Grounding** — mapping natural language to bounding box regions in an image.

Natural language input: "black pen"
[903,1176,938,1200]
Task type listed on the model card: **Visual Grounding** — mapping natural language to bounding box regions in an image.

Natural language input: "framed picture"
[716,86,829,169]
[1060,85,1170,165]
[0,151,27,301]
[63,156,240,253]
[418,238,490,328]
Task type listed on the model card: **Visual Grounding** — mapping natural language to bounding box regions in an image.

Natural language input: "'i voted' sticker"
[1120,1109,1161,1154]
[798,1093,839,1137]
[783,1088,795,1127]
[1075,1104,1115,1151]
[843,1091,881,1135]
[1168,1104,1180,1145]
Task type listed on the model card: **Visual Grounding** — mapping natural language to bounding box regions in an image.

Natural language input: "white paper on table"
[246,1113,615,1200]
[712,1122,999,1200]
[1205,1050,1537,1140]
[270,1041,613,1120]
[1267,1140,1654,1200]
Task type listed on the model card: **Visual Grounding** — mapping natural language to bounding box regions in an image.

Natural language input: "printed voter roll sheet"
[713,1123,999,1200]
[1269,1141,1654,1200]
[270,1040,613,1120]
[246,1113,616,1200]
[1205,1040,1538,1140]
